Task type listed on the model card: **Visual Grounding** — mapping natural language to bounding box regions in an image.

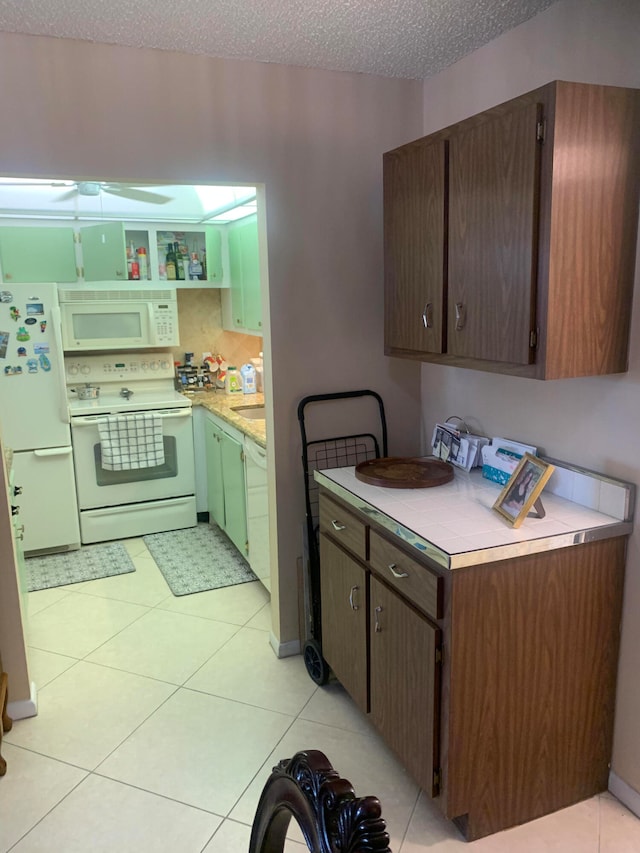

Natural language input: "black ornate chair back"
[249,750,391,852]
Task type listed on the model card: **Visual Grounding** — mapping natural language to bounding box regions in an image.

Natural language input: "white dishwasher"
[244,436,270,592]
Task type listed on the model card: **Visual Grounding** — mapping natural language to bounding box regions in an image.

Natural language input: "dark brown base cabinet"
[384,80,640,379]
[318,490,627,841]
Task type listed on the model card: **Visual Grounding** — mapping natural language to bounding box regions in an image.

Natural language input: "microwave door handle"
[50,305,70,425]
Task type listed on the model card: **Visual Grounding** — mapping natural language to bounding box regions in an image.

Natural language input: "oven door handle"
[71,409,192,426]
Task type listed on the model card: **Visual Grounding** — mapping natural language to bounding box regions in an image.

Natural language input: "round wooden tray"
[354,457,454,489]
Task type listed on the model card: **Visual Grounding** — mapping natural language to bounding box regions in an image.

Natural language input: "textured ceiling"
[0,0,558,80]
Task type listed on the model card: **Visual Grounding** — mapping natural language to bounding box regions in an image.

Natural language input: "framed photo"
[492,453,555,528]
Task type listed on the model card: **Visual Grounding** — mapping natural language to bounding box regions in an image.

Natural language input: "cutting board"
[355,457,454,489]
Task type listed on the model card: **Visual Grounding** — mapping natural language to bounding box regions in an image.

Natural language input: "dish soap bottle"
[225,366,243,394]
[240,363,256,394]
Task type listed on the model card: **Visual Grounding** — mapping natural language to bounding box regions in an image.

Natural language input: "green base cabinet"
[204,413,248,557]
[205,419,226,529]
[0,226,77,283]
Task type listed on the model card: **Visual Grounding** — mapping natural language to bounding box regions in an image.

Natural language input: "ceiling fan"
[0,179,173,204]
[53,181,173,204]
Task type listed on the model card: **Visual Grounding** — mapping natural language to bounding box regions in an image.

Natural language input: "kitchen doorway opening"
[0,174,274,604]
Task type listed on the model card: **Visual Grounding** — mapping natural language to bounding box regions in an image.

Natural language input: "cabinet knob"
[455,302,466,331]
[388,563,409,579]
[374,605,383,633]
[422,302,433,329]
[331,519,347,532]
[349,585,359,611]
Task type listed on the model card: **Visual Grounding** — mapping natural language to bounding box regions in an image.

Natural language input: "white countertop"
[316,465,633,570]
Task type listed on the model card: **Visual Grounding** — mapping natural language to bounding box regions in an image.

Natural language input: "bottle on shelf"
[137,247,148,280]
[165,243,177,281]
[188,252,203,280]
[174,241,185,280]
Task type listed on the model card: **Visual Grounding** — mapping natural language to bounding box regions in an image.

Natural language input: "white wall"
[419,0,640,795]
[0,31,423,653]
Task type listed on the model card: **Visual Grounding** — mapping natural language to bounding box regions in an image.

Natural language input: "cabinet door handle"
[374,605,383,632]
[455,302,466,331]
[349,585,359,611]
[388,563,409,579]
[331,519,347,532]
[422,302,433,328]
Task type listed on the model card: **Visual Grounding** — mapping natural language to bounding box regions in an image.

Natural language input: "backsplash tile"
[170,289,262,369]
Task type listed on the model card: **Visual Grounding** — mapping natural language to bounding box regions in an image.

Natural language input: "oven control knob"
[160,360,169,370]
[150,361,159,371]
[140,362,149,371]
[68,365,79,376]
[80,365,91,375]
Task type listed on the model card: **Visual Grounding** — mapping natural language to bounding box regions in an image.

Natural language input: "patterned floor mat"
[26,542,135,592]
[143,524,257,596]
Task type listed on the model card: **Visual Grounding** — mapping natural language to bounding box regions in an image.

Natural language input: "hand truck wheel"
[303,639,330,685]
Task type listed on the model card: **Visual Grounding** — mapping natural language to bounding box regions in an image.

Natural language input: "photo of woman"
[502,464,540,516]
[492,453,555,528]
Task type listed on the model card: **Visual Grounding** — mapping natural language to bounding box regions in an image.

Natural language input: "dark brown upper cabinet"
[384,81,640,380]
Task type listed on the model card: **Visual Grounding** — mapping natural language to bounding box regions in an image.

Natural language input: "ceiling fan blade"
[51,189,79,202]
[103,186,173,204]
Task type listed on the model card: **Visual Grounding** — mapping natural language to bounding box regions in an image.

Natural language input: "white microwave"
[58,288,179,350]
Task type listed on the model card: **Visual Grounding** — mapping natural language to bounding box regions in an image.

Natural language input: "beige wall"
[419,0,640,794]
[0,436,31,704]
[0,32,423,652]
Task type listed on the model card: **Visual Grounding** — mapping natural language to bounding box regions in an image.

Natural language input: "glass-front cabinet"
[0,220,228,288]
[81,222,225,286]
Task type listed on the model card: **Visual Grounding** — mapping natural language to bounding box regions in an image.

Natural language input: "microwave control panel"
[152,301,178,344]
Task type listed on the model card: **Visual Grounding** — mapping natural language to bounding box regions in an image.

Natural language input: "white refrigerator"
[0,282,80,552]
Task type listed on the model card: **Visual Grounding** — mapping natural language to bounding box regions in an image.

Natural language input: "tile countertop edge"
[315,469,633,571]
[185,391,266,448]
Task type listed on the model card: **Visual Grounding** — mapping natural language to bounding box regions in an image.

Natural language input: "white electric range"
[65,352,196,544]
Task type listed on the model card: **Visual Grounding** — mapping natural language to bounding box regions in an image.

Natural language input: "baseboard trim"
[609,771,640,819]
[7,681,38,721]
[269,632,301,659]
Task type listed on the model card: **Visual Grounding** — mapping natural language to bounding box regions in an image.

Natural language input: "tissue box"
[481,445,523,485]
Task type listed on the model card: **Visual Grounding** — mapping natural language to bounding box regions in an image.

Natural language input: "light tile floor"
[2,536,640,851]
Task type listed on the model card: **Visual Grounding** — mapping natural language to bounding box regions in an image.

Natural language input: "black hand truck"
[297,390,388,684]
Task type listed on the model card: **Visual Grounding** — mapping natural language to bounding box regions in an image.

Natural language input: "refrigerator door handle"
[33,447,73,457]
[51,304,70,425]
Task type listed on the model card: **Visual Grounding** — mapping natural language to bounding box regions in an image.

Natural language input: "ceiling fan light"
[77,181,101,196]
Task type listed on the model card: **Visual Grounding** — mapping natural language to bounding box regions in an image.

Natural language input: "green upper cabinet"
[81,222,127,281]
[227,214,262,333]
[204,226,224,284]
[0,226,77,283]
[241,216,262,332]
[228,222,245,328]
